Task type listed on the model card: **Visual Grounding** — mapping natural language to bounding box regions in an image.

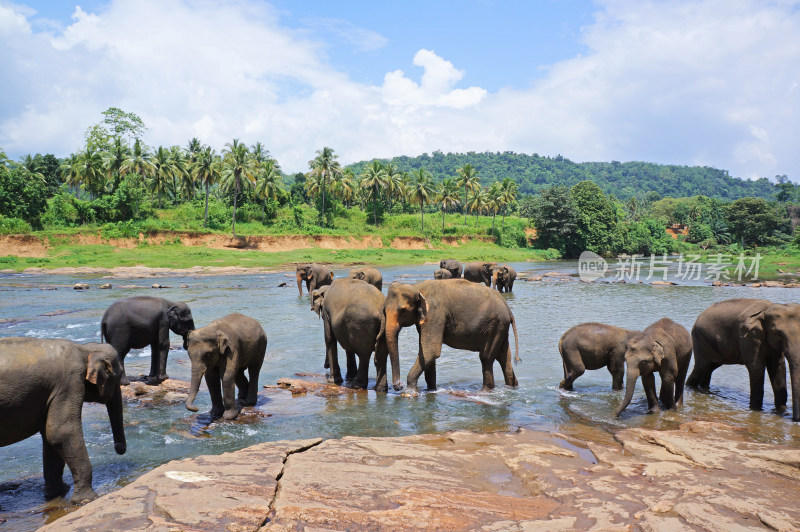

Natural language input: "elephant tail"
[100,321,107,344]
[511,314,521,364]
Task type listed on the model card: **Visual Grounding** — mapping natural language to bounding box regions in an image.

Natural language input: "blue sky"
[2,0,799,179]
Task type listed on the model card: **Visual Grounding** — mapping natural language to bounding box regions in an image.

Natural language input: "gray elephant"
[311,285,330,316]
[101,296,195,385]
[615,318,692,417]
[439,259,463,278]
[492,265,517,292]
[0,338,126,503]
[384,279,520,393]
[434,268,453,280]
[559,323,640,390]
[316,278,398,391]
[463,261,496,286]
[185,313,267,420]
[296,264,334,295]
[348,267,383,291]
[687,298,800,420]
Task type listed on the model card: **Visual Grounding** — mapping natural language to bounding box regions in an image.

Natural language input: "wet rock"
[121,378,191,406]
[525,276,543,282]
[151,283,171,289]
[180,284,189,288]
[73,283,89,290]
[277,282,287,287]
[99,283,112,289]
[748,283,762,288]
[651,280,676,286]
[267,377,352,397]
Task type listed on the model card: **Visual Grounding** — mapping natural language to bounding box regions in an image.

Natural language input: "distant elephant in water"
[434,268,453,280]
[185,314,267,420]
[439,259,463,278]
[101,296,195,385]
[687,298,800,420]
[348,267,383,291]
[0,338,126,503]
[463,261,496,286]
[559,323,640,390]
[296,264,334,295]
[384,279,519,393]
[316,278,398,391]
[492,265,517,292]
[615,318,692,417]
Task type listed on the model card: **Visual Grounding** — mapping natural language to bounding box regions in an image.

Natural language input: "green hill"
[346,151,776,200]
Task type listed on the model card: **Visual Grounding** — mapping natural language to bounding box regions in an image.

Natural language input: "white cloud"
[0,0,799,180]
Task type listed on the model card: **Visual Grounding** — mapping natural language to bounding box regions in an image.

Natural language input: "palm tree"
[436,178,460,232]
[193,146,221,228]
[150,146,176,208]
[407,168,434,232]
[307,147,342,226]
[467,186,487,226]
[486,182,503,233]
[499,178,518,231]
[186,137,202,162]
[121,139,155,182]
[384,163,403,212]
[456,164,480,225]
[336,168,357,208]
[60,153,81,196]
[360,160,387,225]
[74,147,106,199]
[221,139,255,236]
[254,159,283,215]
[0,148,9,168]
[105,137,129,191]
[19,154,45,183]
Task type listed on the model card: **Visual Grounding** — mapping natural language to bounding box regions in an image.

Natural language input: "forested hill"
[346,151,776,200]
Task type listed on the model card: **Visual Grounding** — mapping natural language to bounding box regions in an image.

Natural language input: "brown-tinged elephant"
[0,338,126,503]
[384,279,520,393]
[311,285,329,316]
[687,298,800,420]
[615,318,692,417]
[185,314,267,420]
[492,265,517,292]
[559,323,640,391]
[463,261,496,286]
[348,267,383,291]
[296,264,334,296]
[439,259,463,278]
[316,278,399,391]
[101,296,195,385]
[434,268,453,280]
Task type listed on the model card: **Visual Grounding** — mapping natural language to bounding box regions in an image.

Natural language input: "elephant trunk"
[185,363,205,412]
[384,312,404,390]
[789,352,800,422]
[106,386,126,455]
[296,271,304,295]
[615,368,639,417]
[492,270,498,290]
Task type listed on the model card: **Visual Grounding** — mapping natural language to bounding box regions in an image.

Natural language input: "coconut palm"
[186,138,202,162]
[169,145,194,202]
[436,178,460,232]
[60,153,81,196]
[486,182,504,233]
[307,147,342,226]
[193,146,221,228]
[19,154,45,183]
[105,137,129,191]
[74,147,107,199]
[407,168,434,232]
[121,139,155,182]
[221,139,255,236]
[467,186,487,226]
[360,160,387,225]
[0,148,9,168]
[384,163,403,212]
[456,164,480,225]
[499,178,518,231]
[150,146,176,208]
[254,159,283,215]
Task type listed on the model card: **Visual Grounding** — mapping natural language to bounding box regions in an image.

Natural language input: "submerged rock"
[73,283,89,290]
[121,378,190,406]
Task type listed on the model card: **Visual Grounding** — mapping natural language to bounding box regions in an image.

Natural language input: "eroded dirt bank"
[41,420,800,531]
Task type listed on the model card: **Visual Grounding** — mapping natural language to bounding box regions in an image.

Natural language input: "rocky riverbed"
[40,397,800,531]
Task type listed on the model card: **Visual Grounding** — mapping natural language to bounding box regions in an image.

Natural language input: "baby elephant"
[348,267,383,291]
[492,265,517,292]
[559,323,640,390]
[615,318,692,417]
[433,268,453,280]
[185,314,267,420]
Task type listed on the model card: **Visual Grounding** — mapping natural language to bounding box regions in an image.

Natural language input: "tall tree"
[499,177,518,230]
[150,146,175,208]
[60,153,81,196]
[74,147,106,199]
[193,146,221,228]
[436,177,460,232]
[486,181,503,233]
[360,160,387,225]
[456,164,480,225]
[466,186,486,226]
[528,185,579,255]
[121,139,155,182]
[307,147,341,226]
[407,168,434,232]
[254,159,283,215]
[221,139,255,236]
[105,137,130,191]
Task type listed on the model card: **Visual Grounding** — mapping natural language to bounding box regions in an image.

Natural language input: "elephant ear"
[217,332,231,358]
[740,309,765,366]
[86,352,114,401]
[415,292,429,326]
[652,341,665,367]
[329,271,334,280]
[167,305,180,328]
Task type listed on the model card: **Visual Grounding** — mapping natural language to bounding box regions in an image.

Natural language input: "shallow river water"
[1,261,799,529]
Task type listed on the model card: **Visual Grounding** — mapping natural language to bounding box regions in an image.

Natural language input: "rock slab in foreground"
[40,422,800,531]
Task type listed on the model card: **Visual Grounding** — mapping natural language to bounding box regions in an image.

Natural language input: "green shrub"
[0,216,33,234]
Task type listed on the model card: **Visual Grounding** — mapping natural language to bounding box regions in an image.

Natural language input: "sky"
[1,0,799,180]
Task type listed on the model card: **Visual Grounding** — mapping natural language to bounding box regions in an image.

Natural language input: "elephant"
[185,313,267,420]
[558,323,640,391]
[296,264,334,296]
[311,285,330,316]
[687,298,800,420]
[316,278,398,391]
[434,268,453,280]
[0,338,126,503]
[101,296,195,385]
[384,279,520,393]
[348,267,383,291]
[438,259,463,279]
[615,318,692,417]
[492,265,517,292]
[463,261,496,286]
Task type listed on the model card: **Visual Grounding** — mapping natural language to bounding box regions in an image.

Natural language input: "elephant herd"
[1,260,799,506]
[559,298,800,420]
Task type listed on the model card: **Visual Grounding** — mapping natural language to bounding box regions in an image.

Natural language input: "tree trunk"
[492,213,496,233]
[232,176,239,237]
[464,187,468,224]
[442,207,445,232]
[373,185,378,226]
[421,203,424,232]
[321,173,326,226]
[204,181,209,228]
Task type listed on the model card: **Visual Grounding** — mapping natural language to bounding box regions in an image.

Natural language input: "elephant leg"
[642,373,660,413]
[417,329,443,392]
[112,343,132,385]
[659,376,675,410]
[480,355,496,391]
[497,343,518,387]
[608,359,624,391]
[353,353,370,390]
[235,369,249,404]
[373,340,389,392]
[674,360,690,407]
[560,352,585,390]
[206,368,224,418]
[244,363,262,406]
[766,354,788,410]
[424,359,437,391]
[41,437,69,500]
[345,350,358,382]
[221,368,239,420]
[45,424,96,503]
[480,329,509,391]
[324,319,342,385]
[157,335,170,382]
[407,357,424,392]
[747,360,767,411]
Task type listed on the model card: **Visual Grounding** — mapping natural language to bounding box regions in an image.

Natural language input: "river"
[1,261,799,530]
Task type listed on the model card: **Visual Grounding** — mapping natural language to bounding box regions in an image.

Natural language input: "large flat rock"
[40,422,800,531]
